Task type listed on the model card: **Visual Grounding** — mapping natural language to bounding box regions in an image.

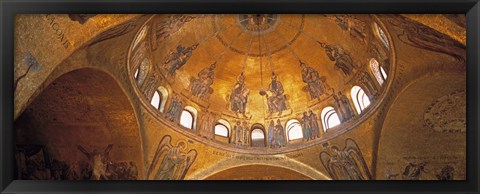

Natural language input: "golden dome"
[128,14,393,152]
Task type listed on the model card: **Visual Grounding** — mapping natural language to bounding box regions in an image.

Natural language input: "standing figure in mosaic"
[266,74,288,115]
[339,91,354,120]
[143,72,158,100]
[229,73,249,115]
[166,95,178,121]
[301,62,327,99]
[232,120,243,147]
[274,119,286,147]
[166,95,183,122]
[164,44,198,76]
[309,110,321,139]
[301,112,313,141]
[333,93,347,122]
[191,63,216,100]
[358,71,378,102]
[267,120,275,148]
[77,144,113,180]
[199,110,215,140]
[151,15,196,50]
[319,42,355,76]
[242,121,250,146]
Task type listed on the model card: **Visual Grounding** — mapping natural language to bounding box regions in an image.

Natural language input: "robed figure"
[229,73,249,115]
[319,139,372,180]
[190,63,216,99]
[241,121,250,146]
[273,119,286,147]
[319,42,356,76]
[164,44,198,76]
[232,120,243,147]
[151,15,195,50]
[267,120,275,147]
[301,62,327,99]
[301,112,313,141]
[166,95,183,122]
[339,92,354,119]
[309,110,321,138]
[266,74,288,114]
[198,111,215,140]
[147,135,197,180]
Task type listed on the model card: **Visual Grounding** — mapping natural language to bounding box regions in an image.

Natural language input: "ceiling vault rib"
[281,18,329,54]
[273,29,302,64]
[262,31,275,74]
[241,32,254,73]
[214,28,244,64]
[196,15,239,49]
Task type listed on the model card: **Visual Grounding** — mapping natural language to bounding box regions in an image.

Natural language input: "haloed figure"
[156,142,187,180]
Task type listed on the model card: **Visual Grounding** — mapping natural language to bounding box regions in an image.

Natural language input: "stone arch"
[14,68,145,179]
[188,156,331,180]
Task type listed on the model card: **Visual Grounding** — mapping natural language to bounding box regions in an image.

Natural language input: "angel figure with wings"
[319,139,372,180]
[147,135,197,180]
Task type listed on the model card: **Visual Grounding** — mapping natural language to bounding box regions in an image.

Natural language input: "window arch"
[150,91,161,110]
[157,86,169,112]
[134,68,140,79]
[321,107,341,132]
[136,58,150,86]
[180,111,193,129]
[351,86,371,114]
[251,128,266,147]
[286,119,303,141]
[215,119,231,137]
[374,22,390,49]
[132,25,149,50]
[180,106,198,130]
[380,66,388,80]
[369,58,385,85]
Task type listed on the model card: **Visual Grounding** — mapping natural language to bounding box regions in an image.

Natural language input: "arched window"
[380,66,388,80]
[157,86,169,112]
[132,25,149,50]
[286,119,303,141]
[136,58,150,86]
[150,91,161,109]
[374,22,390,49]
[134,68,139,79]
[214,124,229,137]
[251,128,266,147]
[180,106,198,130]
[351,86,371,114]
[370,58,385,85]
[321,107,341,131]
[215,119,231,137]
[180,110,193,129]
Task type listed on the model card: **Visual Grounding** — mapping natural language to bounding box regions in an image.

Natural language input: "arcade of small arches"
[136,65,386,148]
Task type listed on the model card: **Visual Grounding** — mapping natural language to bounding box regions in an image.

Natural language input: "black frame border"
[1,0,479,193]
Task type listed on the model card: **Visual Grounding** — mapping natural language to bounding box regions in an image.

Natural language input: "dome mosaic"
[128,14,394,153]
